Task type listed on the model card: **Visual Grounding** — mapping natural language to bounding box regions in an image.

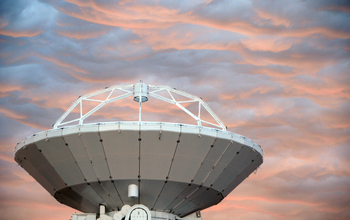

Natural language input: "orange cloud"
[225,196,325,207]
[57,28,109,39]
[278,76,350,108]
[37,55,88,74]
[241,37,293,52]
[0,106,49,130]
[0,84,22,94]
[282,27,350,39]
[0,29,43,38]
[256,10,291,27]
[54,2,183,30]
[0,107,27,120]
[48,0,350,48]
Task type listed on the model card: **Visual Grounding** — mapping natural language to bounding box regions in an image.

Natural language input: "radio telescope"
[14,81,263,220]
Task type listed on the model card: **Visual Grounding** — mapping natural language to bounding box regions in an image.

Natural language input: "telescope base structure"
[14,122,263,219]
[57,179,222,217]
[72,204,202,220]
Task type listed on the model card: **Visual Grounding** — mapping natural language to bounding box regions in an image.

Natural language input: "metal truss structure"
[16,81,264,220]
[53,82,226,131]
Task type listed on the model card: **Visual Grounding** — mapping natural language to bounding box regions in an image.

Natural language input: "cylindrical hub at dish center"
[133,81,148,102]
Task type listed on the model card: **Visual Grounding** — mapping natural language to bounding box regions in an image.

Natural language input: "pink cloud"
[57,28,109,40]
[255,10,291,27]
[0,29,43,38]
[241,37,293,52]
[0,84,23,97]
[0,107,27,120]
[38,55,88,74]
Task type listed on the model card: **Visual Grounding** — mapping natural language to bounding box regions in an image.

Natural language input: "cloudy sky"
[1,0,349,219]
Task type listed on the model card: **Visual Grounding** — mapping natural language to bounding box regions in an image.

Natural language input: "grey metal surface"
[139,130,179,180]
[222,154,263,197]
[14,143,64,195]
[15,123,263,217]
[54,180,222,217]
[192,138,232,186]
[64,133,97,182]
[202,141,242,187]
[168,133,215,183]
[35,137,85,186]
[80,131,111,181]
[100,130,139,180]
[211,145,259,192]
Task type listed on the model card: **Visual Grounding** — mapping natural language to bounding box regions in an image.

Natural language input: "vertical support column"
[133,80,148,204]
[133,80,148,121]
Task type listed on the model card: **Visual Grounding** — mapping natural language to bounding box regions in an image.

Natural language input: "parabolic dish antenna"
[15,81,263,220]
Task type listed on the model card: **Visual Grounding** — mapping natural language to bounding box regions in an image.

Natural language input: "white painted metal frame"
[53,83,226,131]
